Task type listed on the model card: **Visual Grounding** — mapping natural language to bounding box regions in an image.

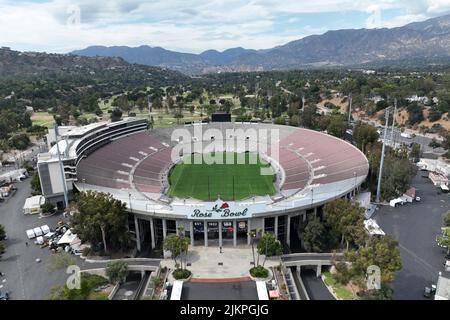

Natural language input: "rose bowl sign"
[191,202,249,218]
[171,200,267,220]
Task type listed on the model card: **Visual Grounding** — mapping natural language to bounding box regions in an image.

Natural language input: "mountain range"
[72,14,450,75]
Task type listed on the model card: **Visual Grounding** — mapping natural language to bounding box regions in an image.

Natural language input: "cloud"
[0,0,448,53]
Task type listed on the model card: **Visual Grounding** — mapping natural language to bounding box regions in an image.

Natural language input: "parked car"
[0,291,9,300]
[415,196,421,202]
[423,285,436,298]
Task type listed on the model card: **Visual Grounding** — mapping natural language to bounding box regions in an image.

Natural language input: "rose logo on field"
[220,202,229,209]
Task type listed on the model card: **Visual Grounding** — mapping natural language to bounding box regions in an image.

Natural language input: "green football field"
[168,152,276,201]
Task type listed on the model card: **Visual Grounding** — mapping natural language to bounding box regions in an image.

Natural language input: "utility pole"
[347,93,353,123]
[54,125,69,209]
[390,98,397,144]
[376,107,392,203]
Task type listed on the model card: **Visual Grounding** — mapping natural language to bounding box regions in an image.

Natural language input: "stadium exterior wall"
[39,118,368,250]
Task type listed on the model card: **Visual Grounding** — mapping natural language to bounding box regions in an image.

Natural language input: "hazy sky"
[1,0,449,53]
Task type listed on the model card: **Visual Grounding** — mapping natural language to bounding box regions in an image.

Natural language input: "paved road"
[181,281,258,300]
[300,269,335,300]
[112,272,143,300]
[378,127,445,154]
[374,172,450,300]
[0,179,75,300]
[290,267,308,300]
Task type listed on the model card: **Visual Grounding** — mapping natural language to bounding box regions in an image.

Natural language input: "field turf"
[168,152,275,201]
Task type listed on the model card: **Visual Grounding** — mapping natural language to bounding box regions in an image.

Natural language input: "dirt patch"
[319,96,348,113]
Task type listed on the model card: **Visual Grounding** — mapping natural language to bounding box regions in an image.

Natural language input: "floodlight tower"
[375,106,393,203]
[390,98,397,144]
[54,124,69,208]
[347,93,353,123]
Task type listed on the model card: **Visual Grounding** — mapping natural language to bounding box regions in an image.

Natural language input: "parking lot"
[374,171,450,300]
[0,179,79,300]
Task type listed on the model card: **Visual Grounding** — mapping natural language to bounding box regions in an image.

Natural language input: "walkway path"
[161,246,280,280]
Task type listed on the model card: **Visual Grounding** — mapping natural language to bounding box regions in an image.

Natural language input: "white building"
[435,273,450,300]
[407,95,429,104]
[23,195,45,215]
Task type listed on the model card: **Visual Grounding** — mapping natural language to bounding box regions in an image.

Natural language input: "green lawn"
[322,271,356,300]
[168,152,275,201]
[31,111,55,128]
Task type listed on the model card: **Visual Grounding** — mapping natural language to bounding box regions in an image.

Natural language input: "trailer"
[23,195,45,215]
[170,280,183,300]
[389,198,405,207]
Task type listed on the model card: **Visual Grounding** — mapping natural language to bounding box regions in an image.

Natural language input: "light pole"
[54,124,69,209]
[375,107,392,203]
[128,192,132,213]
[347,93,353,124]
[390,98,397,145]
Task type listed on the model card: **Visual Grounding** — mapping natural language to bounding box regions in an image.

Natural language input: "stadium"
[37,118,369,251]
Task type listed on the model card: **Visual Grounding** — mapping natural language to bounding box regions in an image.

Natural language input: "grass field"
[322,272,356,300]
[168,152,275,201]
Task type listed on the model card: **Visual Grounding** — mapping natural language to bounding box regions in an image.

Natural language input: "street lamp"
[128,192,132,213]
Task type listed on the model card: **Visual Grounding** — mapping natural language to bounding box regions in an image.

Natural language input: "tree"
[105,260,129,284]
[353,123,379,153]
[47,251,76,272]
[71,191,130,254]
[136,97,147,112]
[48,273,108,300]
[406,102,424,125]
[9,133,30,150]
[380,154,416,200]
[300,105,317,128]
[289,115,300,127]
[257,232,282,267]
[342,236,402,286]
[173,109,184,125]
[324,199,367,250]
[410,143,422,160]
[115,95,132,115]
[110,108,123,122]
[0,224,6,240]
[248,229,260,267]
[163,227,190,270]
[274,116,286,125]
[41,202,56,215]
[443,211,450,228]
[437,228,450,255]
[31,172,41,195]
[326,115,347,138]
[303,216,328,252]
